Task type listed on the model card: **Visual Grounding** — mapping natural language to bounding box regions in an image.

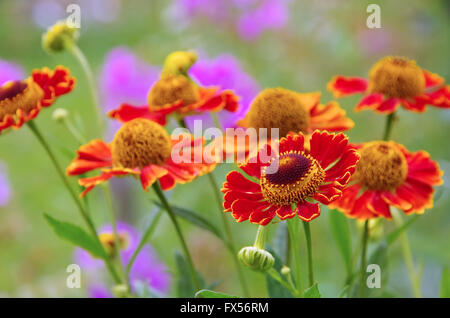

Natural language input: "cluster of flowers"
[0,20,447,297]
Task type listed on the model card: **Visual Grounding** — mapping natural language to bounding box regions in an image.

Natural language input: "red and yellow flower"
[0,66,75,132]
[237,88,354,137]
[330,141,443,219]
[108,51,239,125]
[328,56,449,114]
[67,118,215,196]
[221,130,360,225]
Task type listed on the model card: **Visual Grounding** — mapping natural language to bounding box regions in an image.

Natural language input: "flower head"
[75,222,171,295]
[328,56,450,113]
[108,51,239,124]
[330,141,443,219]
[0,66,75,133]
[66,118,215,196]
[42,20,79,53]
[238,88,354,138]
[221,130,360,225]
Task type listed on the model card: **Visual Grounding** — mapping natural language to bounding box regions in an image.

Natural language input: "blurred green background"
[0,0,448,297]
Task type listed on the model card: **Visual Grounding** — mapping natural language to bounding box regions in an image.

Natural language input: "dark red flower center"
[0,81,27,102]
[266,153,311,185]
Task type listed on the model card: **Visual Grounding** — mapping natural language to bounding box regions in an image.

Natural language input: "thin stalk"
[61,116,86,145]
[126,209,164,277]
[382,112,395,141]
[393,211,422,298]
[207,172,251,297]
[180,117,250,297]
[287,219,303,296]
[69,44,104,133]
[267,268,300,297]
[359,220,369,298]
[152,182,201,291]
[102,184,126,283]
[27,121,121,284]
[302,221,314,287]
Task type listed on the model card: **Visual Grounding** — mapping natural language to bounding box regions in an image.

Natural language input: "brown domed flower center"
[353,141,408,191]
[261,151,325,206]
[111,118,172,169]
[99,232,129,256]
[246,88,310,138]
[147,75,199,108]
[368,56,425,98]
[0,79,43,120]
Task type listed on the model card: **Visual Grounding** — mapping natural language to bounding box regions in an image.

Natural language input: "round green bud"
[238,246,274,272]
[281,265,291,276]
[52,108,68,122]
[112,284,130,298]
[42,20,79,53]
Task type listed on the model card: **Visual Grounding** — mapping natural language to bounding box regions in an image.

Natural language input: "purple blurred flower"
[174,0,289,41]
[0,59,25,86]
[99,47,160,112]
[0,162,11,207]
[185,54,260,129]
[74,222,171,297]
[98,47,160,139]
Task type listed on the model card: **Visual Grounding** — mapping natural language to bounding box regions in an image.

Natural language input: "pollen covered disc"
[147,75,199,108]
[368,56,425,98]
[261,151,324,206]
[246,88,310,138]
[111,118,172,169]
[0,79,44,120]
[353,141,408,191]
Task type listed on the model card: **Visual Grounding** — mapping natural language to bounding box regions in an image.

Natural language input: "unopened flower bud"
[357,218,384,241]
[52,108,68,122]
[42,20,79,53]
[161,51,197,78]
[112,284,130,298]
[238,246,274,272]
[281,265,291,276]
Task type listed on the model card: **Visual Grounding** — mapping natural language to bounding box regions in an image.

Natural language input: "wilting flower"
[0,66,75,132]
[221,131,360,225]
[66,118,214,196]
[108,51,239,125]
[238,88,354,138]
[185,53,260,129]
[75,222,171,296]
[330,141,443,219]
[328,56,450,113]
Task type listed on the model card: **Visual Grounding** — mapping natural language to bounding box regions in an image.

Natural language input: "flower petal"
[296,202,320,222]
[66,140,112,176]
[327,76,368,98]
[108,103,167,124]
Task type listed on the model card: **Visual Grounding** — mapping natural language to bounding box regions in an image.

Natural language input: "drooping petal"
[354,93,384,112]
[222,170,261,193]
[78,169,136,197]
[347,190,378,220]
[249,205,277,225]
[66,140,113,176]
[327,76,368,98]
[140,165,168,191]
[296,201,320,222]
[308,101,354,132]
[108,103,167,125]
[275,205,297,220]
[404,149,443,186]
[230,198,268,223]
[367,192,391,219]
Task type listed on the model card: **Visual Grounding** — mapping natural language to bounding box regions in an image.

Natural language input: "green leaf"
[195,289,238,298]
[441,267,450,298]
[265,246,294,298]
[386,214,419,246]
[175,252,206,297]
[329,209,352,273]
[44,213,106,259]
[153,201,224,241]
[303,283,321,298]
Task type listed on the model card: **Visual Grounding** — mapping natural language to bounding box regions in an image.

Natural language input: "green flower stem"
[179,117,251,297]
[211,112,222,131]
[267,268,301,297]
[126,209,164,277]
[207,172,251,297]
[253,225,269,249]
[287,218,303,296]
[152,182,201,291]
[302,221,314,287]
[383,112,396,141]
[61,116,86,145]
[27,121,121,284]
[69,44,104,134]
[359,220,369,297]
[393,210,422,298]
[102,184,127,283]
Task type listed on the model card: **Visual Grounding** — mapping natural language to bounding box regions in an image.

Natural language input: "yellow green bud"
[161,51,197,78]
[238,246,274,272]
[42,20,79,53]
